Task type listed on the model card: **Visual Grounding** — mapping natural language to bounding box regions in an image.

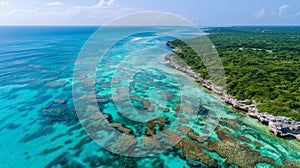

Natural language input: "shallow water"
[0,26,299,167]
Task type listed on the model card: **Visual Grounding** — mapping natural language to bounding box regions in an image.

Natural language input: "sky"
[0,0,300,26]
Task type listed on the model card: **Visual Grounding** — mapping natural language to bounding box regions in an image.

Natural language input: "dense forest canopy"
[169,27,300,120]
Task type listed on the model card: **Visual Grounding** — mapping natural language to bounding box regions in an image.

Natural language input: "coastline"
[165,44,300,141]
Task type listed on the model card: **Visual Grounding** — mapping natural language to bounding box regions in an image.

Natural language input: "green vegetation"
[169,27,300,120]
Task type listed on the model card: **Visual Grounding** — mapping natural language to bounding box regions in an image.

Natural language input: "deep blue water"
[0,26,300,168]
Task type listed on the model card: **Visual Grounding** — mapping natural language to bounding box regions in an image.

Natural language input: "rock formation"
[165,51,300,141]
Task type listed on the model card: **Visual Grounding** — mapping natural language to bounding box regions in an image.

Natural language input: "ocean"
[0,26,299,167]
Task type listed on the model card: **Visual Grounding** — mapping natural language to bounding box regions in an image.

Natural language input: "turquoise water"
[0,26,300,167]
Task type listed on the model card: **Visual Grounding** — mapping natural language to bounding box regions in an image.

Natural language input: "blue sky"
[0,0,300,25]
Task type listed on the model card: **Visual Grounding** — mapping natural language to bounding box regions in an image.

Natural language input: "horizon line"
[1,24,300,27]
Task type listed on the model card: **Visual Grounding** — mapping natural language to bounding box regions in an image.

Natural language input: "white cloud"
[255,9,265,19]
[278,4,288,17]
[97,0,115,7]
[1,0,140,25]
[107,0,115,6]
[45,1,63,6]
[67,0,118,18]
[0,1,8,6]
